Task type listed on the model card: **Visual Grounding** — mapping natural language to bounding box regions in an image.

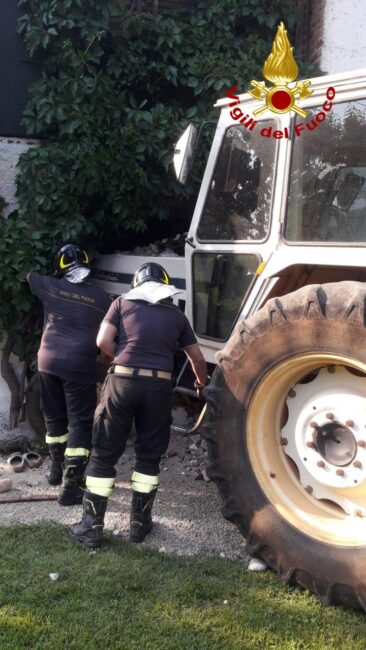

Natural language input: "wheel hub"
[281,366,366,514]
[315,421,357,466]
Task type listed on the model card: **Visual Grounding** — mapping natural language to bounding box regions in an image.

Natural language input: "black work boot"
[129,489,157,543]
[47,443,66,486]
[58,456,88,506]
[69,491,108,548]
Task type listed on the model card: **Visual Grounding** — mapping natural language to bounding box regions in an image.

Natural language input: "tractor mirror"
[336,172,365,211]
[174,124,198,185]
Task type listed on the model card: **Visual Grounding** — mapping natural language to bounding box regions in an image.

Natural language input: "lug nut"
[358,440,366,448]
[346,419,354,427]
[353,460,362,469]
[325,412,335,420]
[288,390,296,398]
[317,460,325,468]
[310,421,318,428]
[336,469,345,476]
[306,441,316,448]
[355,510,363,518]
[305,485,313,494]
[327,365,336,373]
[280,438,288,446]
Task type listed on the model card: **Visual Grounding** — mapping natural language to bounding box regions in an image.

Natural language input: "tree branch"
[1,335,21,428]
[0,494,58,504]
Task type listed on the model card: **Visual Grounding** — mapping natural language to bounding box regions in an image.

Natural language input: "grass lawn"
[0,525,365,649]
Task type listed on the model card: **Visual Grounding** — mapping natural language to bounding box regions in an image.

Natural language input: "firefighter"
[27,243,111,506]
[70,262,208,547]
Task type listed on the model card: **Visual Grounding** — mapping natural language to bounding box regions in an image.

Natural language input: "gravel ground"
[0,426,250,564]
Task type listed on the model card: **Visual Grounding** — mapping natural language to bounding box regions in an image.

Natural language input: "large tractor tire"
[202,281,366,610]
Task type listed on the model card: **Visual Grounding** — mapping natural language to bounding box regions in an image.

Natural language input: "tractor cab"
[175,68,366,362]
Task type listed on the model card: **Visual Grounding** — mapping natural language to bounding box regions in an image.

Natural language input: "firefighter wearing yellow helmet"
[27,243,111,505]
[70,262,208,547]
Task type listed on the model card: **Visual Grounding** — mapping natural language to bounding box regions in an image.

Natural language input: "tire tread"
[203,281,366,611]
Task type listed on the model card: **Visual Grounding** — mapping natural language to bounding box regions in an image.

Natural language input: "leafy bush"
[16,0,299,243]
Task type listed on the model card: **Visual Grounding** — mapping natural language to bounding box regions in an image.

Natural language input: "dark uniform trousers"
[87,372,173,479]
[39,372,96,450]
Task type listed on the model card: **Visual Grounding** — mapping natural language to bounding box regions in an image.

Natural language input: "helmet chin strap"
[65,267,90,284]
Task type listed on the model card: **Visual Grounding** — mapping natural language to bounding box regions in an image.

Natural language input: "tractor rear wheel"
[203,282,366,610]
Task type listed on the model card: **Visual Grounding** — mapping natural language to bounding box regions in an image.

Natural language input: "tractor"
[94,64,366,609]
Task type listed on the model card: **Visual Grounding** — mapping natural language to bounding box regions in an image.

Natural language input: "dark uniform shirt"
[29,273,111,384]
[103,298,197,372]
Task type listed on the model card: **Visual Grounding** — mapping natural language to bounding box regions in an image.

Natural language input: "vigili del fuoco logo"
[226,22,336,139]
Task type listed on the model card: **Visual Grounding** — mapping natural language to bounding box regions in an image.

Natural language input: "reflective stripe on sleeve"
[131,471,160,493]
[65,447,90,458]
[45,433,68,444]
[86,476,115,497]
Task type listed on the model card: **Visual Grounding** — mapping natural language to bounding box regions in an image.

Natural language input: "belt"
[113,365,172,380]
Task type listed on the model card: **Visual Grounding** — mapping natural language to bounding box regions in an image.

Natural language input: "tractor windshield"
[285,98,366,242]
[197,122,277,241]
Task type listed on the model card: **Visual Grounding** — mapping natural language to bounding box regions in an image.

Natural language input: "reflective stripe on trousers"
[46,433,68,444]
[86,476,115,497]
[65,447,90,458]
[131,471,159,494]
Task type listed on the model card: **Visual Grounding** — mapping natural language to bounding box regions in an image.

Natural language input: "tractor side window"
[192,252,259,340]
[285,99,366,242]
[197,123,277,241]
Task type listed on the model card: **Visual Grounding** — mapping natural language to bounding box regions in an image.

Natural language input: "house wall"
[298,0,366,74]
[0,138,39,439]
[0,137,38,218]
[307,0,325,66]
[320,0,366,74]
[0,349,34,444]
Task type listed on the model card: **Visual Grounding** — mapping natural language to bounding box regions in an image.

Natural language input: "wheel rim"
[246,353,366,546]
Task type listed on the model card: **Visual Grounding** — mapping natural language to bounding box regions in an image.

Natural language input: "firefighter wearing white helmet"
[70,262,208,547]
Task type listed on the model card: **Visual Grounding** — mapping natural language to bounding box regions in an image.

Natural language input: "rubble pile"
[184,432,210,481]
[116,232,187,258]
[163,429,210,482]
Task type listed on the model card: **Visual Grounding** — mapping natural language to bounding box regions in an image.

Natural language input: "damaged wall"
[0,137,38,217]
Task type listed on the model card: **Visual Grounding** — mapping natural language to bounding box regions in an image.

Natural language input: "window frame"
[191,250,261,342]
[196,122,279,245]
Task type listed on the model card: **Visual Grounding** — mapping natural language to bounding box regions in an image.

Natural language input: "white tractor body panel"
[93,254,186,307]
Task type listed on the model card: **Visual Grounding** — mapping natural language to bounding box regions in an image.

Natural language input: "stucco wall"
[0,138,38,440]
[320,0,366,74]
[0,349,34,443]
[0,136,38,217]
